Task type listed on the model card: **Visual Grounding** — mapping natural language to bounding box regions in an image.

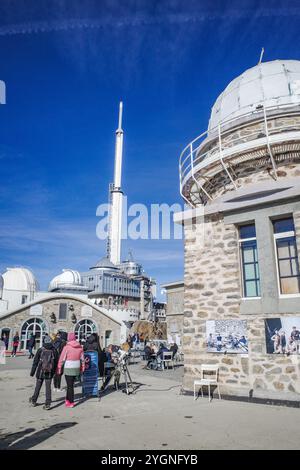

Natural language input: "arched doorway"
[75,319,97,342]
[21,318,48,350]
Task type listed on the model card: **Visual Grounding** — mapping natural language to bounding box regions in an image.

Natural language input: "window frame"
[58,302,68,321]
[273,227,300,298]
[238,226,261,300]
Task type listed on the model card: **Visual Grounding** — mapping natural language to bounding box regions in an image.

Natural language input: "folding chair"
[194,364,221,402]
[162,351,175,370]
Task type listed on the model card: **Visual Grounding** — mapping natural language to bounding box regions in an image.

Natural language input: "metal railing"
[179,103,300,205]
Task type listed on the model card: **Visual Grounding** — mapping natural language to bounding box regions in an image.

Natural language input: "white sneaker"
[53,388,58,392]
[57,388,64,392]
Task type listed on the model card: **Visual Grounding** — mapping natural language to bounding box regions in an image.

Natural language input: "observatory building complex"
[177,59,300,402]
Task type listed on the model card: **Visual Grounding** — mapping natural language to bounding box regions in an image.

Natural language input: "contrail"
[0,8,300,37]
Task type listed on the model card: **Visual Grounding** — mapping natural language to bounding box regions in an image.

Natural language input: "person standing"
[280,331,287,354]
[29,336,58,410]
[84,333,103,376]
[2,334,9,351]
[57,333,85,408]
[271,330,280,354]
[291,326,300,354]
[27,334,36,359]
[52,331,68,392]
[11,332,20,357]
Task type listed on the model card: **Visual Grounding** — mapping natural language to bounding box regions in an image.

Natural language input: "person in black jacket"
[84,333,103,373]
[27,334,36,359]
[52,331,67,392]
[29,336,58,410]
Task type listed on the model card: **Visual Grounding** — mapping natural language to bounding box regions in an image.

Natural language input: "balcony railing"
[179,103,300,206]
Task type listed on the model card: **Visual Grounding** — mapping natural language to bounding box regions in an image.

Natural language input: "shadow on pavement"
[0,422,77,450]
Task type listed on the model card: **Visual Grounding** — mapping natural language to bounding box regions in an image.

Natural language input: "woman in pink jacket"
[57,333,85,408]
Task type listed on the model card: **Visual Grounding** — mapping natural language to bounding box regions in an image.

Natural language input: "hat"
[68,333,76,342]
[43,336,52,345]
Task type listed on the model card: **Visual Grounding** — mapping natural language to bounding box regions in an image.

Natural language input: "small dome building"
[48,269,88,293]
[178,59,300,403]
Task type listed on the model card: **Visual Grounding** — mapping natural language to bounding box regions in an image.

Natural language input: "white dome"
[209,60,300,131]
[48,269,82,291]
[2,267,39,292]
[90,256,119,271]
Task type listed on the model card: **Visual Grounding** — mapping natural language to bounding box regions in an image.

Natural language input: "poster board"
[264,317,300,354]
[82,351,99,397]
[206,320,248,354]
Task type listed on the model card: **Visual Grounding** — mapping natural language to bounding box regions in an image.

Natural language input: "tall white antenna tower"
[107,102,124,266]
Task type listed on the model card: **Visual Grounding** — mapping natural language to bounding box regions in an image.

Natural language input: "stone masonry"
[182,163,300,401]
[0,295,121,350]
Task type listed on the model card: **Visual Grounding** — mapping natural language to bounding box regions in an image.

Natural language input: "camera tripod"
[100,359,135,395]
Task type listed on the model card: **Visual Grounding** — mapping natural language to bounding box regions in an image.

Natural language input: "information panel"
[82,351,99,397]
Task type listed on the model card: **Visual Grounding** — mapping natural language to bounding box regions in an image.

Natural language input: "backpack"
[40,349,54,374]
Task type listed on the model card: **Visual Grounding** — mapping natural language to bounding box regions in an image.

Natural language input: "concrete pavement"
[1,356,300,450]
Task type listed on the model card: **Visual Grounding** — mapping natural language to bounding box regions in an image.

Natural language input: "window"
[75,319,97,341]
[59,303,68,320]
[21,295,28,304]
[239,223,260,298]
[273,217,300,295]
[21,318,47,350]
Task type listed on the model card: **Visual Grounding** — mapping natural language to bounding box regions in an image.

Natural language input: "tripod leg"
[123,366,130,394]
[125,365,135,393]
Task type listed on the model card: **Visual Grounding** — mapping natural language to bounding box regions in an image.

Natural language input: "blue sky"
[1,0,300,298]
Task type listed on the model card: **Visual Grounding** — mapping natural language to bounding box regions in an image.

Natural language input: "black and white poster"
[265,318,300,355]
[206,320,248,353]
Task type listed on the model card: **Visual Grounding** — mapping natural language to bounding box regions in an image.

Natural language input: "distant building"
[161,281,184,345]
[0,103,156,351]
[151,301,167,323]
[177,59,300,402]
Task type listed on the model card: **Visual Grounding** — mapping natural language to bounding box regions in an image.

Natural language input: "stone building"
[0,293,125,352]
[161,281,184,344]
[176,59,300,402]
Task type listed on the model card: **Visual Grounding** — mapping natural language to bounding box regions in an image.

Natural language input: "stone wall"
[183,201,300,401]
[0,296,121,350]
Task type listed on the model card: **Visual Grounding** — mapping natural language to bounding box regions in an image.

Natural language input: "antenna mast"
[258,47,265,64]
[107,102,124,265]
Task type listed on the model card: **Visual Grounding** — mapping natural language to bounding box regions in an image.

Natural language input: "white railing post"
[190,143,212,202]
[218,124,237,189]
[263,105,278,179]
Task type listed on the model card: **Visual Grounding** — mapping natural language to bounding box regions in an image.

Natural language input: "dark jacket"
[27,336,36,348]
[84,334,103,374]
[52,337,67,357]
[30,343,58,380]
[157,345,169,360]
[170,343,178,358]
[83,334,99,352]
[144,345,152,360]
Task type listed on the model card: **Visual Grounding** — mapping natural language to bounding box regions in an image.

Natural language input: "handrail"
[179,102,300,202]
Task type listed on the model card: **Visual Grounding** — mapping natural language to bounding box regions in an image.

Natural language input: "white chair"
[162,351,175,370]
[194,364,221,402]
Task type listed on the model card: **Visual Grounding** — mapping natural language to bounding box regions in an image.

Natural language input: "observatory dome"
[2,267,39,292]
[89,256,119,271]
[48,269,82,291]
[209,60,300,131]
